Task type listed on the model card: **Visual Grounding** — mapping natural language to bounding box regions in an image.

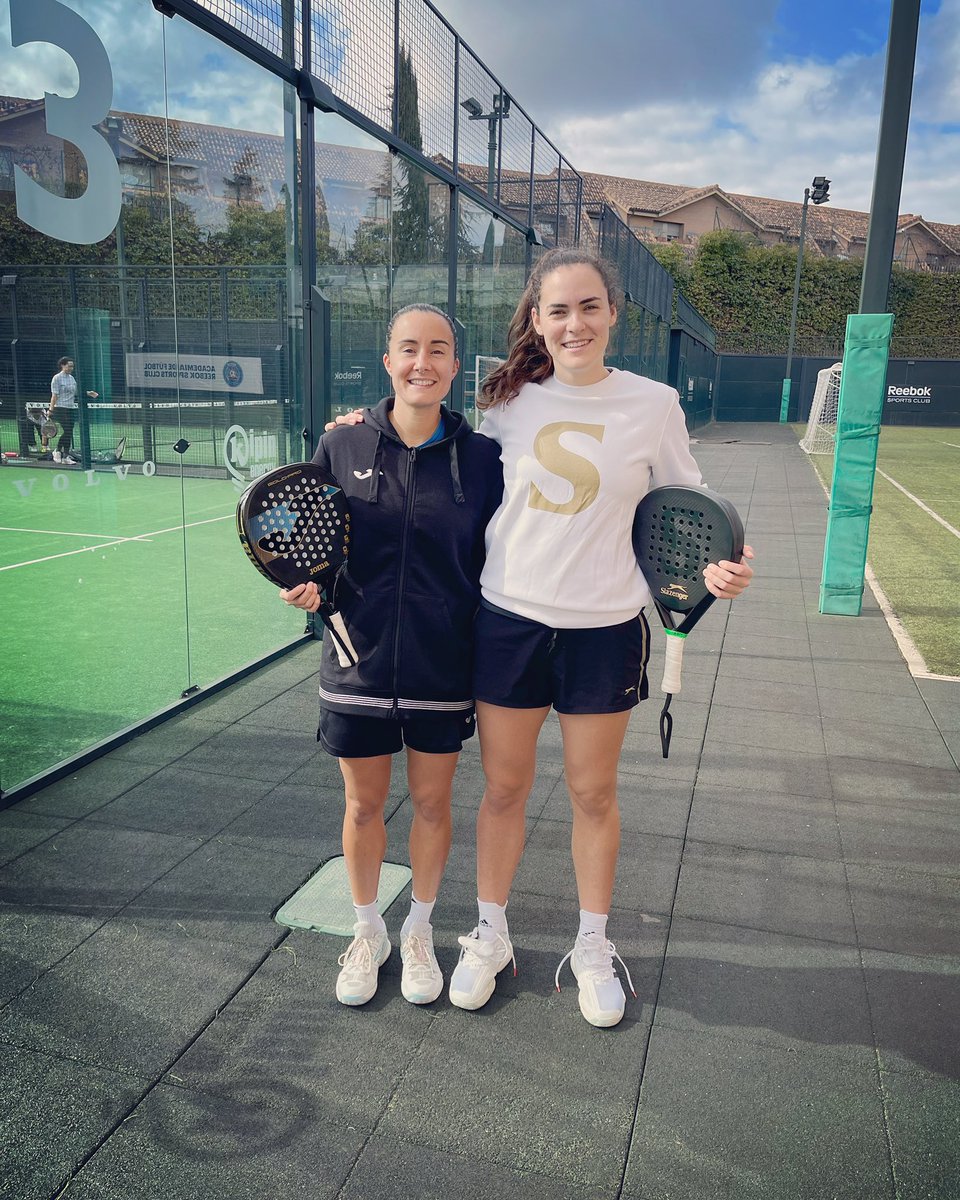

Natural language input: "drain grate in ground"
[275,856,412,935]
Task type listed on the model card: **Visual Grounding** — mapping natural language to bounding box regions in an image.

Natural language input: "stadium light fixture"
[780,174,832,421]
[461,93,511,202]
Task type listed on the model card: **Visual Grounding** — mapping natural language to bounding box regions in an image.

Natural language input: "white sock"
[578,909,608,941]
[353,901,386,934]
[401,895,435,936]
[476,898,508,942]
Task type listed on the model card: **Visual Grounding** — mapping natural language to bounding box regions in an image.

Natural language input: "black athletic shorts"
[473,604,651,714]
[317,707,476,758]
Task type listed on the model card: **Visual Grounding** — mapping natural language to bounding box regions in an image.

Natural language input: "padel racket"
[633,485,744,758]
[237,463,358,667]
[40,417,60,440]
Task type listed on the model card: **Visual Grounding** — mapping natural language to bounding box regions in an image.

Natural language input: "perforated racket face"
[633,485,744,613]
[237,463,350,590]
[41,419,59,438]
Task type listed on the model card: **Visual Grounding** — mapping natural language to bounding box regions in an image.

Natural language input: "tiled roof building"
[582,173,960,272]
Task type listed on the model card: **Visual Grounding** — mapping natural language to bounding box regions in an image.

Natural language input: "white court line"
[0,525,142,541]
[944,442,960,450]
[0,513,234,572]
[875,468,960,540]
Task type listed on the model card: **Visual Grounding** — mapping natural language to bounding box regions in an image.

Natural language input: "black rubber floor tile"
[836,801,960,878]
[0,809,71,867]
[86,764,274,838]
[881,1068,960,1200]
[813,660,919,697]
[716,653,817,688]
[235,689,319,734]
[674,843,856,945]
[176,725,321,783]
[708,677,821,717]
[215,780,346,859]
[721,632,813,662]
[703,705,825,757]
[724,613,809,641]
[823,719,955,770]
[11,758,165,819]
[621,1026,893,1200]
[618,733,702,783]
[0,912,280,1076]
[687,783,842,860]
[817,688,940,731]
[178,681,291,725]
[0,823,201,911]
[696,743,833,799]
[514,819,682,917]
[828,756,960,811]
[0,1044,143,1200]
[915,680,960,732]
[340,1133,594,1200]
[64,1078,363,1200]
[860,948,960,1080]
[0,905,106,1006]
[103,713,220,766]
[378,998,650,1191]
[164,933,438,1130]
[654,918,874,1064]
[124,838,319,921]
[845,864,959,957]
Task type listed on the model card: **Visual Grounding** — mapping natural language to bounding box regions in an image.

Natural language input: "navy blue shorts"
[317,707,476,758]
[473,605,651,714]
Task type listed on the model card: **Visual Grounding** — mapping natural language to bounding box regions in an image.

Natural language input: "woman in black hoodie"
[281,305,502,1009]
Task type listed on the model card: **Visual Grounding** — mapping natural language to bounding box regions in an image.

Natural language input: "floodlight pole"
[780,187,810,422]
[859,0,921,313]
[780,175,830,421]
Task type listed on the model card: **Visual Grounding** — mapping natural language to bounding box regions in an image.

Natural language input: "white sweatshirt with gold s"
[477,369,702,628]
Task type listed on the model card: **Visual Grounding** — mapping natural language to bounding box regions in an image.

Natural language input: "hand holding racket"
[236,462,359,667]
[633,485,749,758]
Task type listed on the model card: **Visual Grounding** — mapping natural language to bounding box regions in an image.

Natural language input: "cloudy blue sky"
[437,0,960,224]
[2,0,957,225]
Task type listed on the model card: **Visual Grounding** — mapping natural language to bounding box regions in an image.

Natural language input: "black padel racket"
[633,485,744,758]
[40,417,60,441]
[237,462,358,667]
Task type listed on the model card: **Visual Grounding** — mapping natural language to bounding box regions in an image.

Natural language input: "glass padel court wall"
[0,0,703,797]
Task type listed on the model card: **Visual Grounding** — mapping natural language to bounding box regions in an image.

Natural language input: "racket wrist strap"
[659,694,673,759]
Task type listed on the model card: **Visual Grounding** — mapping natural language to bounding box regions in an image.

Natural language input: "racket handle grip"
[661,629,685,695]
[328,610,359,668]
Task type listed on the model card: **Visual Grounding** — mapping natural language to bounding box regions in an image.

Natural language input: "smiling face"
[383,310,459,413]
[531,263,617,387]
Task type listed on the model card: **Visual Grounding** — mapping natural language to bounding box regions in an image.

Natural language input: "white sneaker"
[52,451,62,463]
[448,927,516,1011]
[64,454,79,465]
[555,934,636,1028]
[335,922,391,1006]
[400,924,443,1005]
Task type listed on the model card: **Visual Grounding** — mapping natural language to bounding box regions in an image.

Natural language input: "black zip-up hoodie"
[312,397,503,719]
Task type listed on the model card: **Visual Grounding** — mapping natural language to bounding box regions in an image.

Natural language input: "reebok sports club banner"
[125,354,264,395]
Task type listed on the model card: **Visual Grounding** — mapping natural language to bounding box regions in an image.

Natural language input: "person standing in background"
[48,357,98,465]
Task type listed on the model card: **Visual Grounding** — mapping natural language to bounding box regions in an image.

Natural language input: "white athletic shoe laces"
[336,923,391,1007]
[400,924,443,1005]
[448,927,516,1011]
[555,934,637,1028]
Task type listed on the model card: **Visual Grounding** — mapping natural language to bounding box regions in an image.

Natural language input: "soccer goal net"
[468,355,504,429]
[799,362,843,455]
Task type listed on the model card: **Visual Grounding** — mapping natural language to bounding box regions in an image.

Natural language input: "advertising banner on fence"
[125,354,264,395]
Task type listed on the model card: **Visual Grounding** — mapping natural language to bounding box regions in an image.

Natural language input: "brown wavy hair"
[478,248,622,410]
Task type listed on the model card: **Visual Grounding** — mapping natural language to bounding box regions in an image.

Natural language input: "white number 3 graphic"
[10,0,121,244]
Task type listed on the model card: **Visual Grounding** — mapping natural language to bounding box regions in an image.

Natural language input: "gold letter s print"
[528,422,604,515]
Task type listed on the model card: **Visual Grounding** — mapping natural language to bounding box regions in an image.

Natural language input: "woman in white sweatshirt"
[447,248,754,1027]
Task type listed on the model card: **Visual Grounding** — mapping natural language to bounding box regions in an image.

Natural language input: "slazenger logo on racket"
[660,583,689,601]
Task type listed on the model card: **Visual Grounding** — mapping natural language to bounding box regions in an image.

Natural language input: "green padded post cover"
[819,312,894,616]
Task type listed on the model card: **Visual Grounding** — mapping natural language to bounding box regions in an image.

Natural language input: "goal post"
[799,362,843,455]
[467,355,504,429]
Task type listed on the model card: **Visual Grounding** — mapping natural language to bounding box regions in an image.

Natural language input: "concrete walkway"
[2,423,957,1200]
